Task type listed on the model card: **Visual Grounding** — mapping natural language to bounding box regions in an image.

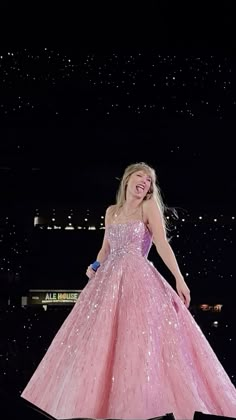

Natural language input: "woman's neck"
[123,197,142,210]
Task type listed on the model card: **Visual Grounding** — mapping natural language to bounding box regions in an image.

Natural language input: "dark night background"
[0,2,236,407]
[0,46,235,300]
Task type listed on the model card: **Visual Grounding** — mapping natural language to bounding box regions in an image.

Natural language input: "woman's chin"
[134,192,145,200]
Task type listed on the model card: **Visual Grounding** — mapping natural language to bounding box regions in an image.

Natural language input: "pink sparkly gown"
[21,220,236,419]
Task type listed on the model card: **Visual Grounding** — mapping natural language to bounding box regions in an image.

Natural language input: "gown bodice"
[106,220,152,257]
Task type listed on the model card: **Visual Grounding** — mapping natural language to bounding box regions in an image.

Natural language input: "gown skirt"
[21,221,236,419]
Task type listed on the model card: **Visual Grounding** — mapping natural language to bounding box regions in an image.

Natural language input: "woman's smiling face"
[126,170,152,199]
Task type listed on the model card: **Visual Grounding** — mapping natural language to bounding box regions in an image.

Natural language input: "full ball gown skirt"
[21,221,236,419]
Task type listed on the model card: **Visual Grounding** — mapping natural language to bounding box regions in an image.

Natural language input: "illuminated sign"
[28,289,82,305]
[199,304,223,312]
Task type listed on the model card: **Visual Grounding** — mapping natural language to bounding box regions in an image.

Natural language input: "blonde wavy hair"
[114,162,177,240]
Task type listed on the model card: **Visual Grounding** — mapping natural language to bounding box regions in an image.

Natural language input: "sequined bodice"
[106,220,152,257]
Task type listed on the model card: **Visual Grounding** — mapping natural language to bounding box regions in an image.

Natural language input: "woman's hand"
[175,275,191,308]
[86,265,95,280]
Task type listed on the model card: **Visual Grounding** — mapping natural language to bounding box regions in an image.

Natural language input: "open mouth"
[136,184,145,193]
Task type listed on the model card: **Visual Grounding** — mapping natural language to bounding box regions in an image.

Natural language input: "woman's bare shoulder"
[105,204,117,224]
[143,197,157,213]
[106,204,117,215]
[143,196,156,208]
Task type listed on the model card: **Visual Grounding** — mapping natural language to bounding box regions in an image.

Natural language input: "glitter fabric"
[21,220,236,419]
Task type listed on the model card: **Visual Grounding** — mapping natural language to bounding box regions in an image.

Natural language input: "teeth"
[136,185,144,192]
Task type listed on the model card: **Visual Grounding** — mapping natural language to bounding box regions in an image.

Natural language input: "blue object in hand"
[91,261,100,272]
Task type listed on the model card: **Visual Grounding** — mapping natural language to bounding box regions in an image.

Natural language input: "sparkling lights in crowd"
[0,48,235,121]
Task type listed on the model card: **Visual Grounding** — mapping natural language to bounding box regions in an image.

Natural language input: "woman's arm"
[94,207,112,263]
[86,205,114,279]
[144,198,190,307]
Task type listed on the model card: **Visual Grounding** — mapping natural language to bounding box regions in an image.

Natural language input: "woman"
[21,162,236,419]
